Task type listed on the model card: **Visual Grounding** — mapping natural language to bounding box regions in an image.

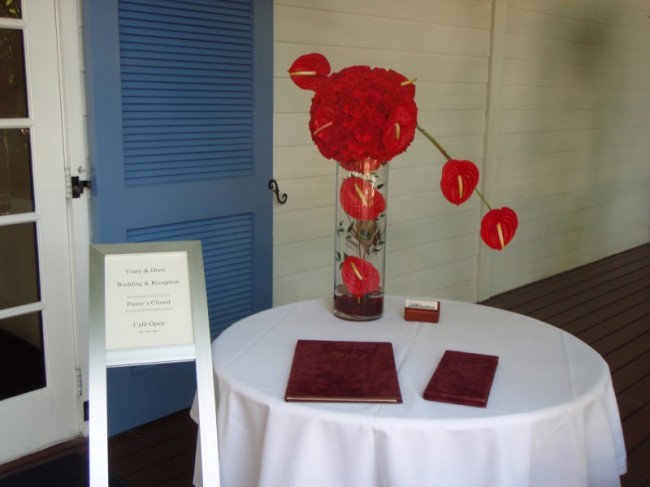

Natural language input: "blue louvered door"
[83,0,273,434]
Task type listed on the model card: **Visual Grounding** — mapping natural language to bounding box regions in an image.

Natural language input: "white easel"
[88,241,220,486]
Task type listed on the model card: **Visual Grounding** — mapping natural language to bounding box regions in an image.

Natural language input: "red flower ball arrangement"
[290,53,417,168]
[289,53,519,317]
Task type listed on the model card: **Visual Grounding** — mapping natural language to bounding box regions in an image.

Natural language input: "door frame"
[55,0,93,437]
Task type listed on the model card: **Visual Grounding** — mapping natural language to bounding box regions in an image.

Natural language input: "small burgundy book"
[285,339,403,403]
[423,350,499,407]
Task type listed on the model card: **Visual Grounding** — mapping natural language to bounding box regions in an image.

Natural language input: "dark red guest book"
[285,339,403,403]
[423,350,499,407]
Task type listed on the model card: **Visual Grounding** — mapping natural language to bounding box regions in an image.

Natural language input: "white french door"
[0,0,80,463]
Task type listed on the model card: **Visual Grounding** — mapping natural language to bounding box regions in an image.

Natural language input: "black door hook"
[268,179,288,205]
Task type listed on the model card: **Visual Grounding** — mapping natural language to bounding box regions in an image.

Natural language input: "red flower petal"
[340,176,386,221]
[341,256,380,297]
[382,104,417,158]
[440,159,479,205]
[480,207,518,250]
[288,53,331,91]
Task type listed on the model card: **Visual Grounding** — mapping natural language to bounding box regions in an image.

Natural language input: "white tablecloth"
[192,297,626,487]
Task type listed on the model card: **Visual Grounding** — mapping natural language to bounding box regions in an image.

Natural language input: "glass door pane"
[0,222,40,309]
[0,28,27,117]
[0,128,34,215]
[0,312,44,400]
[0,1,21,19]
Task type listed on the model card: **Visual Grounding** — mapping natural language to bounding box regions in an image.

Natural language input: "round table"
[192,297,626,487]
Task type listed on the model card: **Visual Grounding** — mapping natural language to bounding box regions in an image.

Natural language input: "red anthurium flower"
[310,105,337,143]
[288,53,331,91]
[440,159,479,206]
[340,176,386,221]
[382,104,417,158]
[341,256,380,297]
[480,207,518,250]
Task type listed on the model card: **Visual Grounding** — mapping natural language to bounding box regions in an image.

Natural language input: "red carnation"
[440,159,479,206]
[340,176,386,221]
[341,256,380,297]
[288,53,331,91]
[480,207,518,250]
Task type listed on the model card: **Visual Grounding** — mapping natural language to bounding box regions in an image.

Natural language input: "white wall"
[273,0,650,306]
[479,0,650,298]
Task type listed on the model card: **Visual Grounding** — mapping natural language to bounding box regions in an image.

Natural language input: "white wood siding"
[479,0,650,298]
[273,0,650,306]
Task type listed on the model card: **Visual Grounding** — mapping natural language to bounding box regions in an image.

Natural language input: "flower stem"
[474,187,493,211]
[416,124,452,161]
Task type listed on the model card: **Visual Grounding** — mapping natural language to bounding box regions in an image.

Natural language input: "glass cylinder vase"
[333,158,388,321]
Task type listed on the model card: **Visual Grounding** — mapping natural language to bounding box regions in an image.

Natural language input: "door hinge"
[76,367,83,397]
[65,167,91,199]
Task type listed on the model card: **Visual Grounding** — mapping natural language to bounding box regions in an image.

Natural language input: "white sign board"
[104,252,194,349]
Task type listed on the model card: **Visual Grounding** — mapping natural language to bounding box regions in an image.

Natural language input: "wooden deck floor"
[1,243,648,486]
[480,243,650,487]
